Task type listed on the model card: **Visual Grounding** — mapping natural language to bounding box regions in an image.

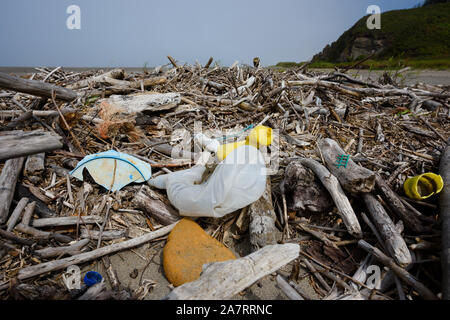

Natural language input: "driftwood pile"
[0,56,449,300]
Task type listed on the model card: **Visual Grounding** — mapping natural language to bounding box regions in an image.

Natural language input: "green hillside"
[276,2,450,69]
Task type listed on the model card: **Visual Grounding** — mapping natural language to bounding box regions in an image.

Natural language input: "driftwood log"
[280,161,333,214]
[248,179,281,251]
[317,138,376,194]
[164,243,300,300]
[0,223,178,289]
[297,158,362,237]
[375,174,425,233]
[358,240,438,300]
[363,193,412,267]
[440,139,450,300]
[0,130,63,161]
[31,215,103,228]
[101,92,181,114]
[5,197,29,232]
[0,72,78,101]
[66,68,125,89]
[132,185,180,225]
[0,156,25,223]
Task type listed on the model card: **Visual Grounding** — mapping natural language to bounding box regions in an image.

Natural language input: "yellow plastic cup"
[216,125,273,161]
[403,172,444,200]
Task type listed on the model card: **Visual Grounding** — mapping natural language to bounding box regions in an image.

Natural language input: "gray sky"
[0,0,419,67]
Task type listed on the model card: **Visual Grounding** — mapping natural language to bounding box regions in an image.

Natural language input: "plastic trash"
[83,271,103,287]
[194,125,272,161]
[148,145,267,218]
[404,172,444,200]
[70,150,152,192]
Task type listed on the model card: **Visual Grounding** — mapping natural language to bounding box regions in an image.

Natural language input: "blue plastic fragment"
[84,271,103,287]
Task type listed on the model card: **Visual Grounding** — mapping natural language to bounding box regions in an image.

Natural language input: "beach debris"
[164,243,299,300]
[69,150,152,191]
[403,172,444,200]
[163,218,236,287]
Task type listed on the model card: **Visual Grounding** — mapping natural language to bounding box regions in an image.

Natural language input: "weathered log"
[6,197,29,232]
[0,130,63,161]
[358,240,438,300]
[1,223,177,288]
[164,243,300,300]
[280,161,333,214]
[32,215,103,228]
[363,193,412,267]
[440,139,450,300]
[0,157,25,223]
[248,179,281,251]
[66,68,125,89]
[297,158,362,237]
[317,138,376,194]
[132,185,180,225]
[375,174,425,233]
[0,71,78,101]
[34,239,90,258]
[101,92,181,114]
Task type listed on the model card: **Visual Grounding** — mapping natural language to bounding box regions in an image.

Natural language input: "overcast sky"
[0,0,420,67]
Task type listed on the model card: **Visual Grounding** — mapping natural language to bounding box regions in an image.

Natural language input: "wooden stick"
[276,274,304,300]
[375,174,425,233]
[0,228,33,246]
[81,229,127,241]
[14,223,73,243]
[358,240,438,300]
[439,139,450,300]
[6,197,29,232]
[21,201,36,226]
[300,257,331,294]
[34,239,91,258]
[0,71,78,101]
[0,156,25,223]
[297,158,362,237]
[31,215,103,228]
[4,223,177,287]
[204,57,214,69]
[167,56,179,69]
[363,193,412,267]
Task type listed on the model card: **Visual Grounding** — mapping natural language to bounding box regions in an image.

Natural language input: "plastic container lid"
[83,271,103,287]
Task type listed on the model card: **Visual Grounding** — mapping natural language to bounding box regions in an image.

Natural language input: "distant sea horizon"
[0,66,151,76]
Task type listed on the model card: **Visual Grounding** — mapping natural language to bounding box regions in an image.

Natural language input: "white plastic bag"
[148,145,267,218]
